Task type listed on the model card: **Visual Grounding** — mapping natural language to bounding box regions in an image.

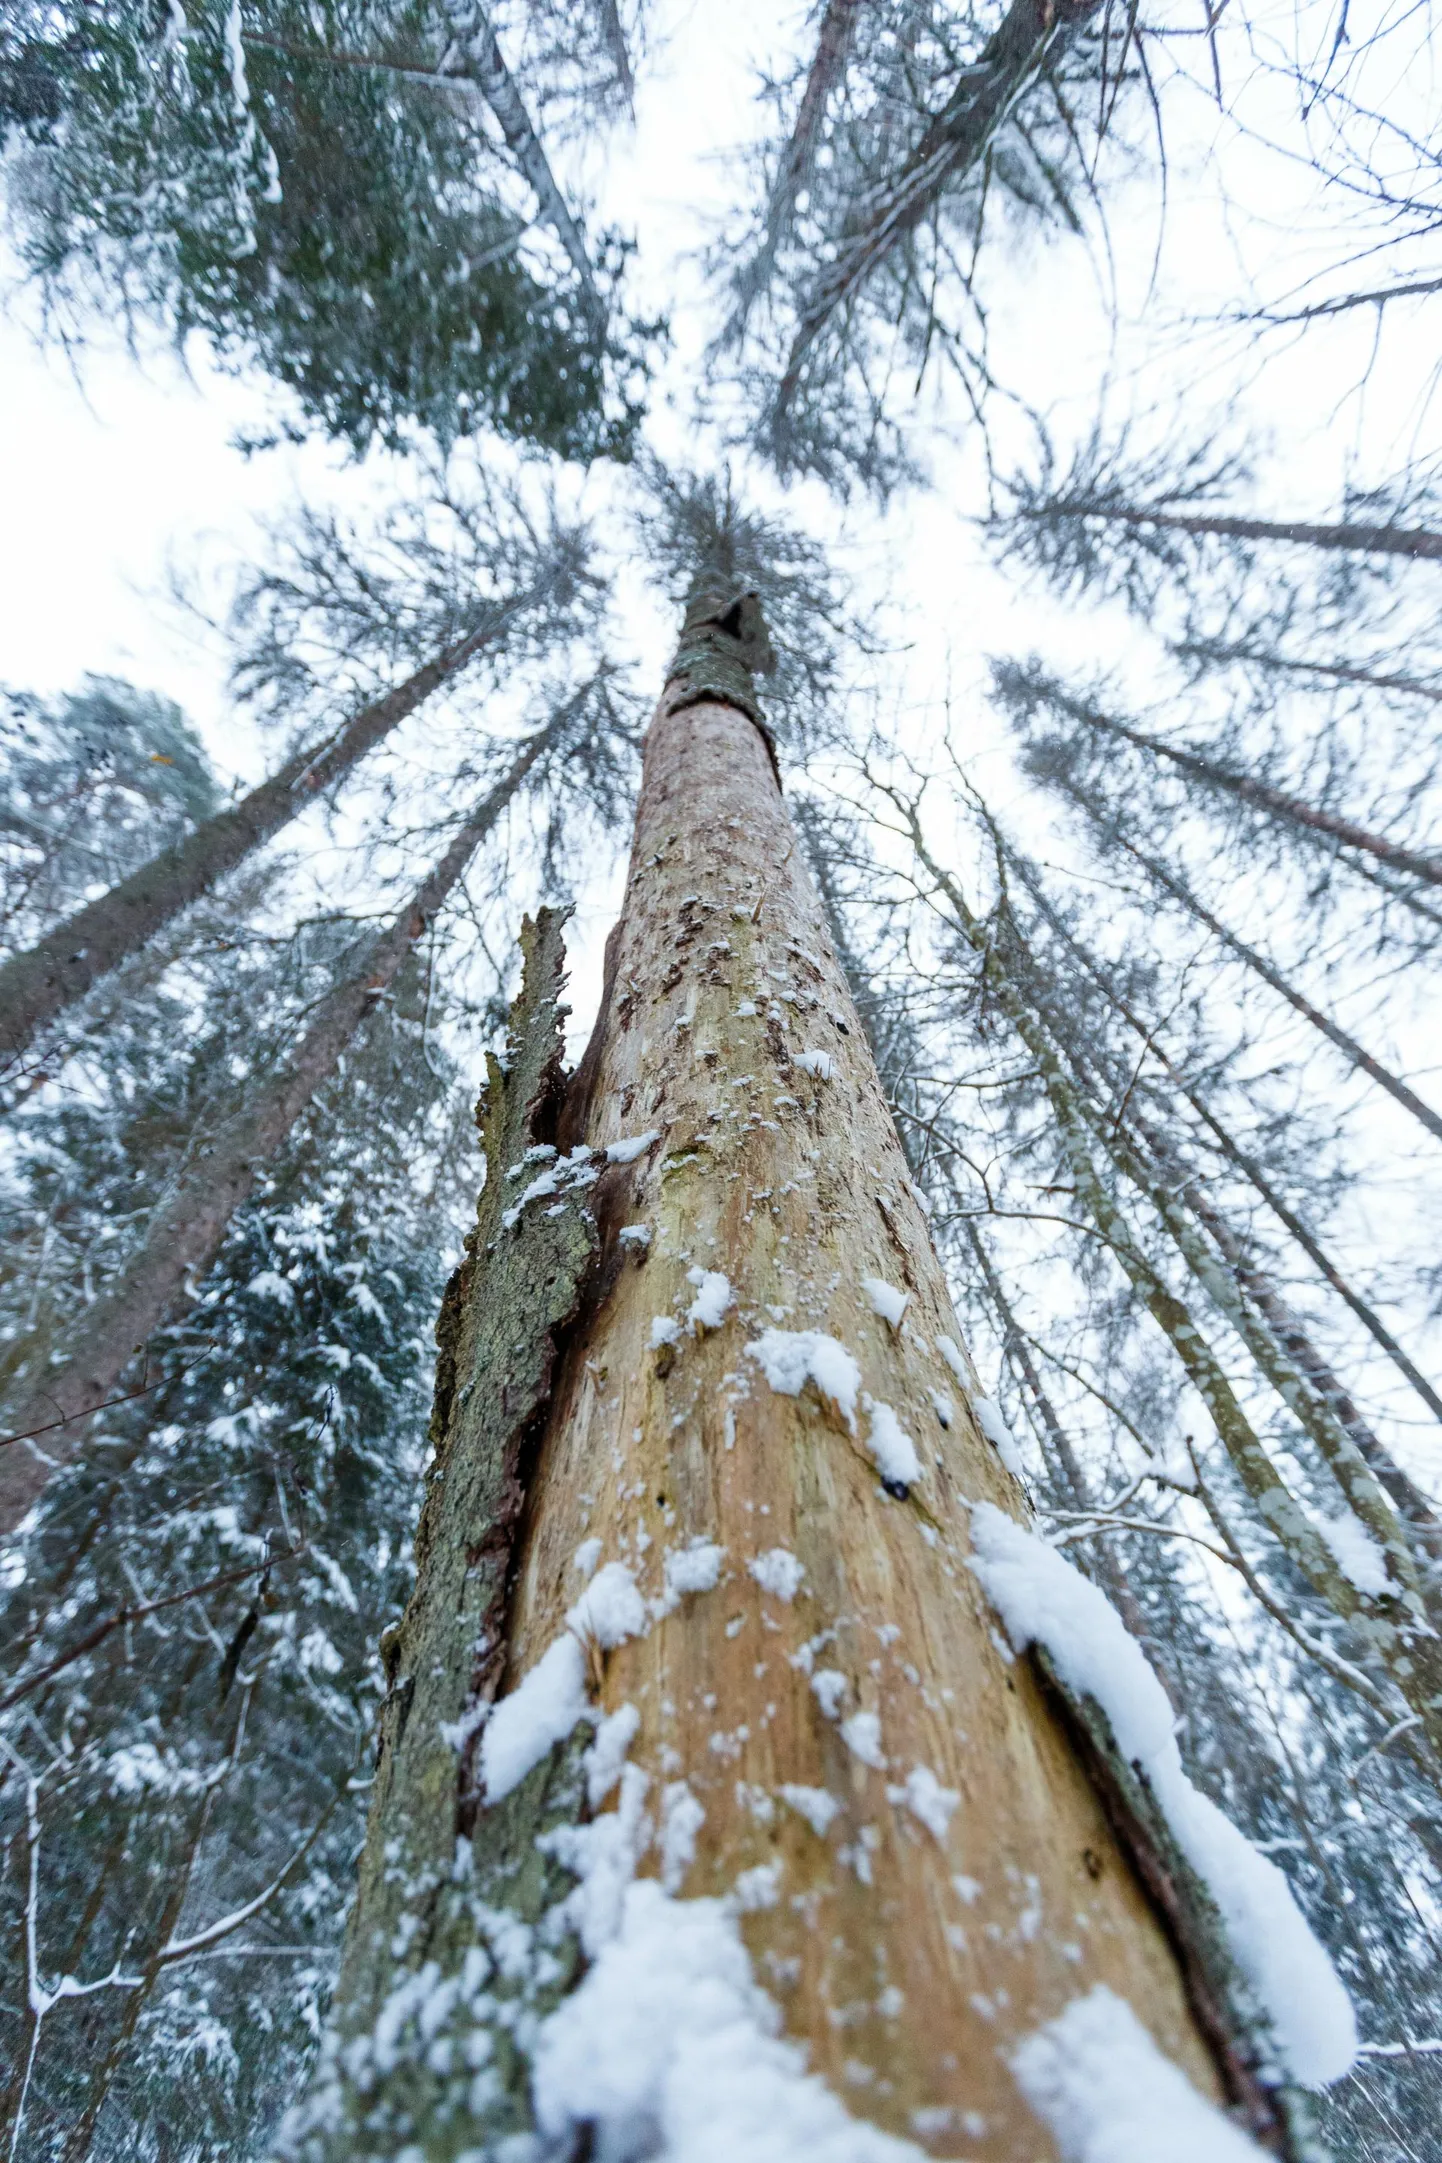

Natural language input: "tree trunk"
[1001,832,1442,1424]
[1104,820,1442,1146]
[1026,500,1442,562]
[1174,636,1442,709]
[0,620,502,1074]
[776,0,1102,413]
[287,607,1319,2163]
[440,2,604,324]
[723,0,862,341]
[1064,704,1442,888]
[0,730,550,1535]
[897,796,1442,1763]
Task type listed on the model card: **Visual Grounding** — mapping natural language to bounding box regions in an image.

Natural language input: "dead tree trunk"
[1059,704,1442,888]
[1103,821,1442,1146]
[0,615,519,1074]
[0,730,551,1536]
[775,0,1103,416]
[286,597,1328,2163]
[1023,500,1442,563]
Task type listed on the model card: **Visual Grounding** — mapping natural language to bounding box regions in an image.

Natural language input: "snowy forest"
[0,2,1439,2159]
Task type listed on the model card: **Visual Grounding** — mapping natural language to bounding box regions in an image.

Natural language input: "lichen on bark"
[279,907,600,2162]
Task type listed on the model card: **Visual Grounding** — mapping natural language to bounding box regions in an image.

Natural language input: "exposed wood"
[496,685,1251,2153]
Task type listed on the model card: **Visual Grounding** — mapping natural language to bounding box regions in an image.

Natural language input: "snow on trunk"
[287,616,1322,2163]
[487,691,1269,2151]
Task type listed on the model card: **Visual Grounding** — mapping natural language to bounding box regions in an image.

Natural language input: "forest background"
[2,0,1440,2159]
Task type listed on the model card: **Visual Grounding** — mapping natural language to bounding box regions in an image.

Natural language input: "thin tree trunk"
[1175,1171,1441,1555]
[896,796,1442,1761]
[1105,822,1442,1145]
[0,619,503,1073]
[775,0,1102,414]
[1065,703,1442,887]
[1000,833,1442,1424]
[1174,636,1442,709]
[963,1217,1161,1643]
[723,0,862,341]
[293,601,1309,2163]
[592,0,635,113]
[439,2,604,324]
[0,730,551,1536]
[1025,499,1442,562]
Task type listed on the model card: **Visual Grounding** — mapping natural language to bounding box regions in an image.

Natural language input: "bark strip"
[278,907,600,2160]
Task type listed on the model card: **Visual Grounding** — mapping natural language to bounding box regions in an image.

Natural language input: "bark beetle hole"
[1083,1846,1105,1881]
[882,1478,911,1501]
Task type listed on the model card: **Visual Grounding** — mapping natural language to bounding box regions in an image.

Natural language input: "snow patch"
[531,1879,929,2163]
[618,1224,652,1254]
[934,1334,975,1390]
[779,1785,844,1838]
[731,1861,783,1912]
[1314,1509,1391,1598]
[665,1540,727,1602]
[661,1782,706,1893]
[651,1315,682,1349]
[861,1277,909,1328]
[840,1711,885,1770]
[972,1396,1027,1481]
[572,1537,603,1581]
[746,1329,861,1431]
[863,1399,922,1490]
[501,1146,597,1231]
[891,1766,958,1844]
[480,1566,646,1803]
[793,1048,833,1080]
[607,1130,662,1165]
[686,1267,734,1334]
[749,1548,806,1603]
[810,1669,848,1719]
[586,1705,642,1806]
[1012,1985,1267,2161]
[480,1635,588,1803]
[968,1505,1356,2085]
[569,1563,649,1651]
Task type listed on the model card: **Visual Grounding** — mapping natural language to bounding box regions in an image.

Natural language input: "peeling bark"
[280,906,598,2159]
[294,600,1317,2161]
